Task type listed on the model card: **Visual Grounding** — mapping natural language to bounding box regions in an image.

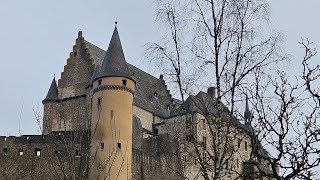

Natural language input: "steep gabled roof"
[92,26,132,81]
[43,78,58,102]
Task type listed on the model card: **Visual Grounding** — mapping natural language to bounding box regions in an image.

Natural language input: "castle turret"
[42,77,59,135]
[89,25,135,180]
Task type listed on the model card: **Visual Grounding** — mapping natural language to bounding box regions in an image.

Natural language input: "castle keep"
[0,25,270,179]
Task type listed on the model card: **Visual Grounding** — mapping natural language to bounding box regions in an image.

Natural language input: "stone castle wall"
[0,132,89,180]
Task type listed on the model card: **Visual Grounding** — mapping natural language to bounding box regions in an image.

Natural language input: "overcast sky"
[0,0,319,136]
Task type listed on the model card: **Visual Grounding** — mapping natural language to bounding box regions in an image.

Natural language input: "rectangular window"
[122,79,127,86]
[111,110,114,119]
[117,143,121,149]
[97,97,101,106]
[238,139,241,148]
[237,159,239,168]
[101,143,104,150]
[245,141,248,151]
[98,80,102,86]
[34,148,41,157]
[3,148,8,154]
[19,150,23,156]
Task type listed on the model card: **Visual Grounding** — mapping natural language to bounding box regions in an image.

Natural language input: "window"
[98,80,102,86]
[19,150,23,156]
[111,110,114,119]
[238,139,241,148]
[97,98,101,106]
[184,156,187,162]
[117,143,121,149]
[3,148,8,154]
[34,148,41,157]
[100,143,104,150]
[122,79,127,86]
[245,141,248,151]
[237,159,239,168]
[75,150,81,157]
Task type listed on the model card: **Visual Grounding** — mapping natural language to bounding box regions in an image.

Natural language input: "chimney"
[207,87,216,98]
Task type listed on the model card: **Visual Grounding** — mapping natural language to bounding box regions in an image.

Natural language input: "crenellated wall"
[0,131,89,180]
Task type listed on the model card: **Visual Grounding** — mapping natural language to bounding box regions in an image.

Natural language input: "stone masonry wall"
[0,131,89,180]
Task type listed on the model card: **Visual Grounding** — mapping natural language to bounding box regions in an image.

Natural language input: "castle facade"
[0,25,269,180]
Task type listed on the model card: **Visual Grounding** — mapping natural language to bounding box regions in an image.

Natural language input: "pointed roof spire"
[244,95,251,121]
[92,25,132,81]
[43,77,58,102]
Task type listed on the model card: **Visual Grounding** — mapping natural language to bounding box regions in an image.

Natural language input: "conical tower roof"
[92,26,132,81]
[43,78,58,102]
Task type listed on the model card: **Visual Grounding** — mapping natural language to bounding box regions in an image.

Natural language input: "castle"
[0,25,270,179]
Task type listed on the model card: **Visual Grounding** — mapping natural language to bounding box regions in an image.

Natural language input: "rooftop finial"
[115,18,118,26]
[244,94,251,122]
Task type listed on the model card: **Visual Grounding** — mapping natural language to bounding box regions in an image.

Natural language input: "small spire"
[43,77,59,103]
[244,95,251,121]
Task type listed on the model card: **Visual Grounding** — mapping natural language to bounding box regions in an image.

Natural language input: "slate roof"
[91,26,132,81]
[170,91,251,132]
[43,78,58,102]
[84,39,173,118]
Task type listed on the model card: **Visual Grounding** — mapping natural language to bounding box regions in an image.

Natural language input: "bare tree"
[245,39,320,179]
[148,0,285,179]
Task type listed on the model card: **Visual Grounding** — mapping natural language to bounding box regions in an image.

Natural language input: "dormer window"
[122,79,127,86]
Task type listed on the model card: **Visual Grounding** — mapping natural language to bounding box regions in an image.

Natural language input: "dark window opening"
[237,159,239,168]
[34,148,41,157]
[98,80,102,86]
[238,139,241,148]
[117,143,121,149]
[75,150,81,157]
[245,141,248,151]
[122,79,127,86]
[3,148,8,154]
[101,143,104,150]
[154,128,159,135]
[97,98,101,106]
[111,110,114,119]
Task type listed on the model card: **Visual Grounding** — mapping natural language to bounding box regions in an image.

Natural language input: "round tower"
[42,77,59,135]
[89,26,135,180]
